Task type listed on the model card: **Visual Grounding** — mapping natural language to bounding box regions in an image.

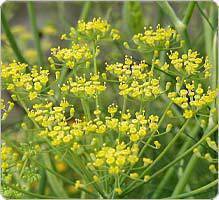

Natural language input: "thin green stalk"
[3,182,57,199]
[169,179,218,199]
[139,101,173,157]
[27,2,44,66]
[197,2,215,31]
[81,98,91,121]
[171,111,216,196]
[38,169,47,195]
[1,10,27,63]
[93,42,98,74]
[79,1,91,21]
[123,104,187,195]
[57,2,69,31]
[152,122,200,198]
[183,2,196,25]
[121,96,127,115]
[120,125,218,197]
[143,119,190,175]
[92,41,100,109]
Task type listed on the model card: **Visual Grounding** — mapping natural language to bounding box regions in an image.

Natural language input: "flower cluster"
[90,142,139,175]
[106,56,162,100]
[62,17,120,42]
[1,99,14,120]
[61,74,106,98]
[131,25,181,51]
[28,99,76,146]
[49,43,93,69]
[2,62,49,101]
[168,81,217,118]
[162,49,212,77]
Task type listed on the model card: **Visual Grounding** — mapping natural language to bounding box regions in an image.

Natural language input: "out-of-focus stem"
[38,168,47,195]
[80,2,91,21]
[57,2,69,31]
[93,42,100,109]
[122,96,127,115]
[27,2,45,66]
[183,2,196,26]
[81,98,91,121]
[170,179,218,199]
[1,10,27,63]
[157,1,191,49]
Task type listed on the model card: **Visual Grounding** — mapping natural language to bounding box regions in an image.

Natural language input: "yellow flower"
[130,172,139,179]
[130,134,140,142]
[144,175,150,182]
[29,91,38,100]
[143,158,153,166]
[115,187,122,194]
[183,110,193,119]
[154,141,161,149]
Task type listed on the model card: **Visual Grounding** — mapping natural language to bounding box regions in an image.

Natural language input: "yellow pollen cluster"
[132,25,179,50]
[28,99,78,146]
[1,99,14,120]
[167,49,211,77]
[63,17,120,41]
[61,74,106,98]
[1,144,15,171]
[49,43,92,69]
[168,81,217,119]
[91,142,139,175]
[86,105,159,142]
[2,62,49,101]
[106,56,161,100]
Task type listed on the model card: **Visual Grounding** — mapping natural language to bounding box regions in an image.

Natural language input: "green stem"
[120,125,218,197]
[139,101,173,157]
[143,119,190,175]
[122,96,127,115]
[3,182,57,199]
[81,98,91,121]
[197,2,215,31]
[38,168,47,195]
[79,2,91,20]
[93,42,98,74]
[169,179,218,199]
[42,153,68,197]
[183,2,196,25]
[27,2,44,66]
[152,122,200,198]
[57,2,69,31]
[92,41,100,109]
[1,10,27,63]
[157,1,190,49]
[171,110,216,196]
